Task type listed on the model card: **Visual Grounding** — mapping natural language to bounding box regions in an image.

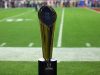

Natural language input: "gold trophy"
[38,6,57,75]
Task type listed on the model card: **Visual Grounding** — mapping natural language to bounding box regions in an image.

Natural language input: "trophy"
[38,6,57,75]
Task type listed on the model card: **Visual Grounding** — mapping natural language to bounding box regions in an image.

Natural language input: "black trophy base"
[38,58,57,75]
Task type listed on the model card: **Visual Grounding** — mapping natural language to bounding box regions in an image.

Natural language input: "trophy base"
[38,58,57,75]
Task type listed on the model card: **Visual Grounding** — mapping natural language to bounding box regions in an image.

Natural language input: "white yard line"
[86,42,91,47]
[15,18,23,22]
[28,43,34,47]
[6,18,14,22]
[0,10,33,22]
[0,47,100,61]
[57,8,64,47]
[0,43,6,47]
[5,18,32,22]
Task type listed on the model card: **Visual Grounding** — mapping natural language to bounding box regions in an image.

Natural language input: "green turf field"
[0,8,100,75]
[63,8,100,47]
[0,8,100,47]
[0,61,100,75]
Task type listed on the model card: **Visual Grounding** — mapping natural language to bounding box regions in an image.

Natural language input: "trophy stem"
[38,6,57,75]
[38,58,57,75]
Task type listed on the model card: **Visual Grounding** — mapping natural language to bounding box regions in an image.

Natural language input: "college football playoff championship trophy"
[38,6,57,75]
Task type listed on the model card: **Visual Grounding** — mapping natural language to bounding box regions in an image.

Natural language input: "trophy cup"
[38,6,57,75]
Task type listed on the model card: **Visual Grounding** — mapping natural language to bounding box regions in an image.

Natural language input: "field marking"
[57,8,65,47]
[5,18,32,22]
[6,19,13,22]
[0,43,6,47]
[16,18,23,22]
[85,7,100,14]
[28,43,34,47]
[0,47,100,61]
[24,19,32,21]
[0,10,33,22]
[86,42,91,47]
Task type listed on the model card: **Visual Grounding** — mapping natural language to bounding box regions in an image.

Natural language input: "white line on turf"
[0,10,33,22]
[0,43,6,47]
[5,18,32,22]
[86,42,91,47]
[57,8,64,47]
[0,47,100,61]
[25,19,32,21]
[6,19,13,22]
[16,18,23,22]
[28,43,34,47]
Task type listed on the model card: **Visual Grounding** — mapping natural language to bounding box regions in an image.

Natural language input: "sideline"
[0,47,100,61]
[85,7,100,14]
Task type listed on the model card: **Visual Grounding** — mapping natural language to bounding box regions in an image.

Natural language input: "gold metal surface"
[38,6,57,61]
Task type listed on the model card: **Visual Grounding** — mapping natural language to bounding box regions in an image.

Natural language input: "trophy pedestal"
[38,58,57,75]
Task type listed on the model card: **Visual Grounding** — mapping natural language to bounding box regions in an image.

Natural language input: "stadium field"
[0,8,100,75]
[0,61,100,75]
[0,7,100,47]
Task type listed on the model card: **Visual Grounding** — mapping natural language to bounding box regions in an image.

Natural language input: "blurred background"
[0,0,100,8]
